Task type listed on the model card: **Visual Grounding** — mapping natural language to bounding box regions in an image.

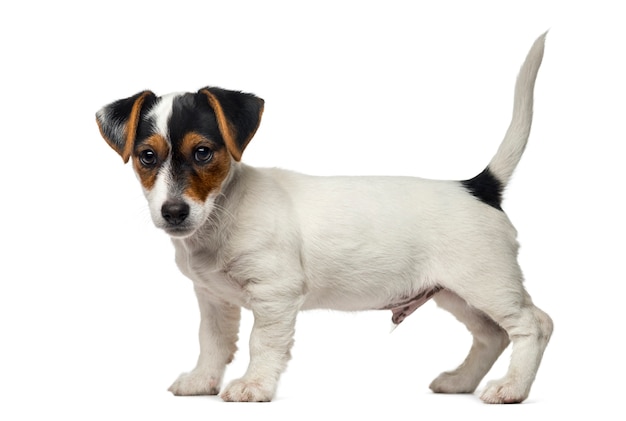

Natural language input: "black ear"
[198,87,264,161]
[96,90,157,163]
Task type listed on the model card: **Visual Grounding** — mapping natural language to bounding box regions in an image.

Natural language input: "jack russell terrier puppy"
[96,33,552,404]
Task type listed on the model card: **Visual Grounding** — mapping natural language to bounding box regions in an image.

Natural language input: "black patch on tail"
[461,167,503,211]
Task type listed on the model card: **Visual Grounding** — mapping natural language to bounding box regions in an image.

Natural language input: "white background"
[1,1,624,419]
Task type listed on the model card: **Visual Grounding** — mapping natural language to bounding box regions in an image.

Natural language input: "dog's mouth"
[162,224,197,238]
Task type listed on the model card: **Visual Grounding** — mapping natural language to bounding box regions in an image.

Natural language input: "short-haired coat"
[96,33,552,404]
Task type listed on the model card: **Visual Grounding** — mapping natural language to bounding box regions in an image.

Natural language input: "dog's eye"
[194,146,214,164]
[139,149,157,167]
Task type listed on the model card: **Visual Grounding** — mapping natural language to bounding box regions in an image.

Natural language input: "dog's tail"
[462,32,547,210]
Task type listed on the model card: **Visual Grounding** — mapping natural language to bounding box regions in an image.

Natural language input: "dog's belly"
[302,281,443,326]
[381,285,443,325]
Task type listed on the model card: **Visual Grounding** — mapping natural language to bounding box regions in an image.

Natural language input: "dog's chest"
[173,241,248,306]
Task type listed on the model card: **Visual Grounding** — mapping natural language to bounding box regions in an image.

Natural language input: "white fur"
[163,34,553,403]
[147,92,182,140]
[488,32,546,184]
[143,160,171,229]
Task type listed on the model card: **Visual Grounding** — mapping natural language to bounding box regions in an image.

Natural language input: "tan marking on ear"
[200,89,242,161]
[132,134,170,190]
[121,91,153,163]
[182,131,231,203]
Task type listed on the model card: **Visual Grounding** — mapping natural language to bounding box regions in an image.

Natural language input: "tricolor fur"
[96,33,552,404]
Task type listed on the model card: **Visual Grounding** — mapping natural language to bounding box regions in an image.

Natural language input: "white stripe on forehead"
[146,160,172,215]
[146,92,184,141]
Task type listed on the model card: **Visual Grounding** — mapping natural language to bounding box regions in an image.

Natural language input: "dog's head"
[96,87,264,238]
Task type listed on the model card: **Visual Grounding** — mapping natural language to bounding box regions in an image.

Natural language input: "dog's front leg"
[168,286,241,396]
[221,293,302,402]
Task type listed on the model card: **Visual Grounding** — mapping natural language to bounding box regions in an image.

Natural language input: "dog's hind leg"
[478,295,553,404]
[430,289,510,394]
[437,271,553,404]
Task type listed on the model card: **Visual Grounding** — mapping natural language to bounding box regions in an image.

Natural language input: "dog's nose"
[161,201,190,225]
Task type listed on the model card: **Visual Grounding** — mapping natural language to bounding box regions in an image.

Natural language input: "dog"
[96,32,552,404]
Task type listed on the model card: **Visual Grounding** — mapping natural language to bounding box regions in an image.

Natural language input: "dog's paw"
[480,378,529,404]
[429,371,479,394]
[168,370,221,396]
[220,378,275,402]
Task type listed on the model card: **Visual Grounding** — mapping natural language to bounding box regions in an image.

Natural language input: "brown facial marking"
[181,132,231,203]
[132,134,170,190]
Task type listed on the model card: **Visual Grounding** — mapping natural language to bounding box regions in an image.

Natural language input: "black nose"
[161,201,190,225]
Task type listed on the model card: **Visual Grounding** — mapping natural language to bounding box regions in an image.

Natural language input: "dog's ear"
[96,90,157,163]
[199,87,264,161]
